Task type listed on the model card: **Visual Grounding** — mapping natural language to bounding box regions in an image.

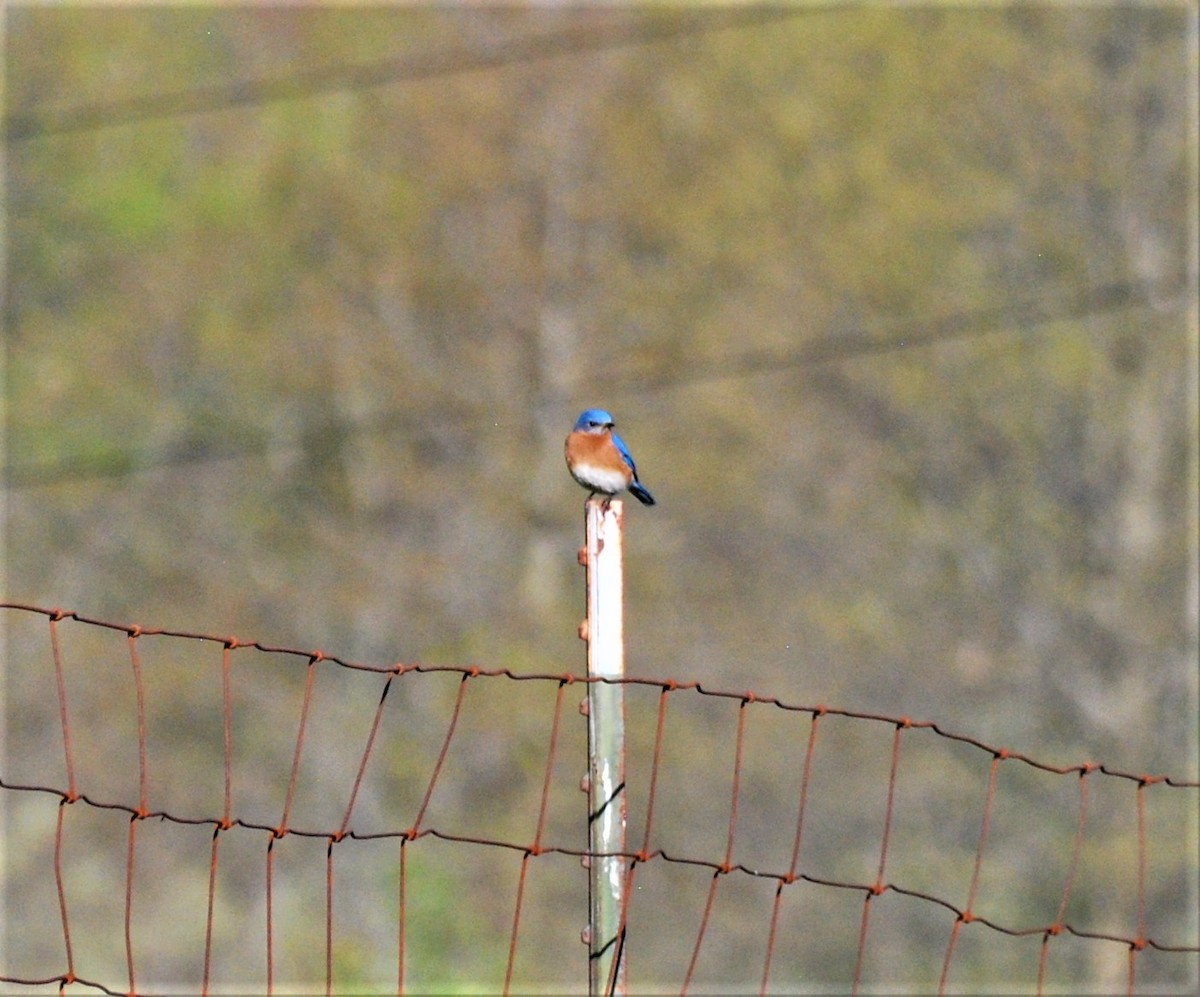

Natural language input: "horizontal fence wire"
[1,601,1197,995]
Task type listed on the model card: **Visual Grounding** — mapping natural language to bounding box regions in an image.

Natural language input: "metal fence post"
[581,497,627,996]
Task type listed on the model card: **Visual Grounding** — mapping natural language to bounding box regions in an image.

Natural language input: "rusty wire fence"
[1,601,1197,995]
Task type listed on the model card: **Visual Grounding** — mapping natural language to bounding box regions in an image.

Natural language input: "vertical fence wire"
[612,682,672,990]
[504,678,570,995]
[758,707,822,995]
[48,613,77,800]
[398,836,408,996]
[681,695,748,994]
[1130,777,1152,995]
[123,816,138,996]
[203,641,237,995]
[48,613,77,984]
[202,825,220,997]
[852,720,907,995]
[325,839,334,997]
[938,751,1002,994]
[124,630,149,996]
[1035,766,1091,994]
[53,800,74,985]
[265,835,276,996]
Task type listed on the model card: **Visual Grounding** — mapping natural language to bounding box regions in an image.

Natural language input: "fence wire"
[1,602,1197,995]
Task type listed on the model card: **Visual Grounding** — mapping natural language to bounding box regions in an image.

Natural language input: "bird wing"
[610,432,639,477]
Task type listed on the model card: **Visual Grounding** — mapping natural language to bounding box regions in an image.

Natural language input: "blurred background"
[3,5,1197,993]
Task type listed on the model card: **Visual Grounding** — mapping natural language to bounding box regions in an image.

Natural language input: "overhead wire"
[1,273,1183,490]
[4,6,813,141]
[615,272,1187,390]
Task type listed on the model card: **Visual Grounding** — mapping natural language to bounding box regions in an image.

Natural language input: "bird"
[565,409,656,506]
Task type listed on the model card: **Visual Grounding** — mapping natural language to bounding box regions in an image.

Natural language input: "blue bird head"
[573,409,615,433]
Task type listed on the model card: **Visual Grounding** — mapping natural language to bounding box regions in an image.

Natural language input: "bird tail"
[629,481,655,506]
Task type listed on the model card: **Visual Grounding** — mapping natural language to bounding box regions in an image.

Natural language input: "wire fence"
[1,601,1197,995]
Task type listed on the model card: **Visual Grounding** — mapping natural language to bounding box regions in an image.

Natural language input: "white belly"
[571,461,627,494]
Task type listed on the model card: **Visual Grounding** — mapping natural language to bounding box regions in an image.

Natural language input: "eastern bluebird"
[564,409,656,506]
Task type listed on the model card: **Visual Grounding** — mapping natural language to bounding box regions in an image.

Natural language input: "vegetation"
[4,6,1195,991]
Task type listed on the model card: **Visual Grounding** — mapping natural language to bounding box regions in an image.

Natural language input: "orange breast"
[565,431,631,492]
